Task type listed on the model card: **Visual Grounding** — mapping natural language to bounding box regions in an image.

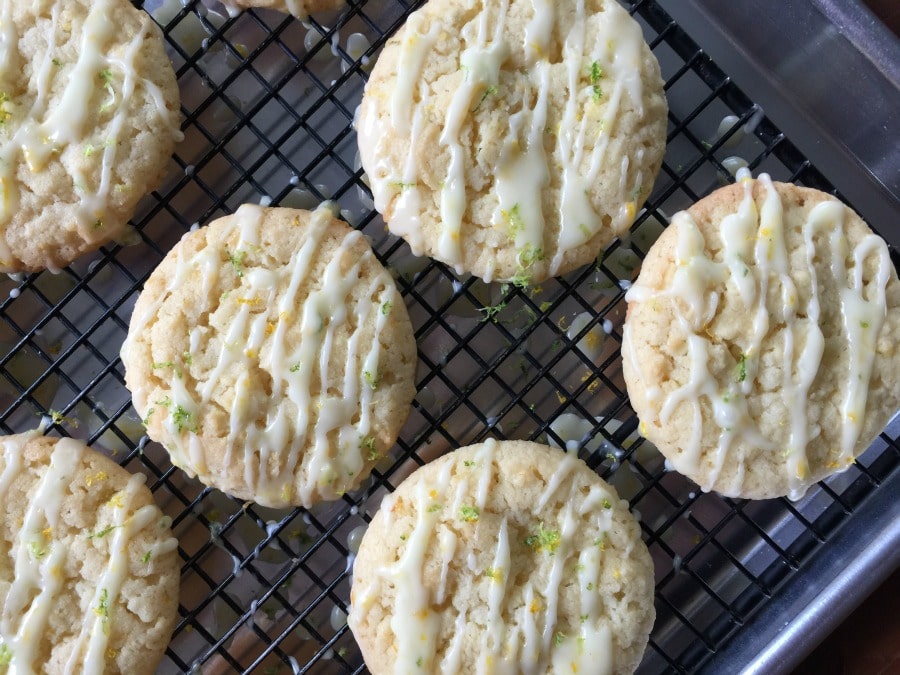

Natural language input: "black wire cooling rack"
[1,0,898,672]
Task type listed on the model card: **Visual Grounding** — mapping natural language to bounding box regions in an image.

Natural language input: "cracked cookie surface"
[122,205,417,509]
[0,432,179,674]
[623,175,900,499]
[0,0,181,272]
[358,0,667,284]
[349,439,655,674]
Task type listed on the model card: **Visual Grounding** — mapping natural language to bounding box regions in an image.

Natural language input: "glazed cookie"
[623,172,900,500]
[349,440,655,674]
[0,432,179,674]
[357,0,667,284]
[219,0,345,18]
[122,205,417,509]
[0,0,182,273]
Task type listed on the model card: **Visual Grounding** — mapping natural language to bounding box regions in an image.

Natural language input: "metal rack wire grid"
[0,0,897,673]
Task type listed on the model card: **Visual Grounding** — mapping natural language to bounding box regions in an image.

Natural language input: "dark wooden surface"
[862,0,900,35]
[793,568,900,674]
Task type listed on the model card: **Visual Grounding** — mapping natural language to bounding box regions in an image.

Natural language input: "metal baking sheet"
[0,0,897,672]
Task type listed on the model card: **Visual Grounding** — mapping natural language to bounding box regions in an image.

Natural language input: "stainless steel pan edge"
[704,458,900,674]
[659,0,900,249]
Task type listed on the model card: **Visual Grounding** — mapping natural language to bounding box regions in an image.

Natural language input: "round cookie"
[349,440,655,674]
[0,432,179,674]
[219,0,345,18]
[622,172,900,500]
[121,205,418,509]
[357,0,667,284]
[0,0,182,273]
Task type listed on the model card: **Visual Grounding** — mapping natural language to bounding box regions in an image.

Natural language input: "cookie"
[622,172,900,500]
[218,0,345,19]
[349,439,655,674]
[121,204,418,509]
[0,432,179,674]
[0,0,182,273]
[357,0,667,285]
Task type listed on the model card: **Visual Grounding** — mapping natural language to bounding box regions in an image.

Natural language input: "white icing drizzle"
[622,322,659,404]
[0,437,83,674]
[478,516,510,672]
[0,0,182,256]
[440,607,469,673]
[67,474,178,673]
[524,0,554,64]
[380,85,430,256]
[519,583,540,671]
[0,432,26,496]
[536,449,579,510]
[0,2,17,95]
[549,0,647,275]
[360,0,651,281]
[551,486,614,674]
[624,172,892,495]
[390,13,441,134]
[361,13,438,253]
[129,204,398,508]
[74,21,173,238]
[595,1,645,115]
[754,176,815,494]
[552,618,613,673]
[538,499,574,660]
[474,439,497,508]
[837,231,891,461]
[551,0,599,274]
[350,440,618,673]
[436,527,457,604]
[44,1,114,144]
[388,462,452,673]
[493,60,549,259]
[439,0,509,266]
